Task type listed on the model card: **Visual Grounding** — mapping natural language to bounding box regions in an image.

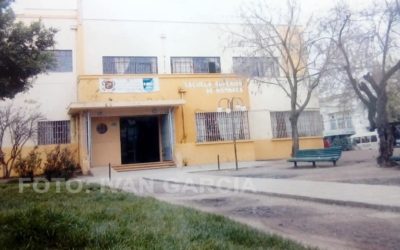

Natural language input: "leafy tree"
[0,0,56,99]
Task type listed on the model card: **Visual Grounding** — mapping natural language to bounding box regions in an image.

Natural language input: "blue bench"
[288,147,342,168]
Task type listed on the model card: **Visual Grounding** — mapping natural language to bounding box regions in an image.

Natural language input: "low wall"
[0,144,79,178]
[174,141,255,167]
[254,137,324,160]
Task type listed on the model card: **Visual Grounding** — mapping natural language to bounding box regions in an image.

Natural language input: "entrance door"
[120,116,160,164]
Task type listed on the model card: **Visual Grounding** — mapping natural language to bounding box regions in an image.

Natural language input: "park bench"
[287,146,342,168]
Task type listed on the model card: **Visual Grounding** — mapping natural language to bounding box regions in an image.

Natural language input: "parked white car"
[350,131,379,150]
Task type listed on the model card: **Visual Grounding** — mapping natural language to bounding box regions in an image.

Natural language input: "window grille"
[195,111,250,142]
[171,57,221,73]
[328,112,353,130]
[103,56,157,74]
[38,120,70,145]
[49,50,73,72]
[233,57,279,77]
[270,111,323,138]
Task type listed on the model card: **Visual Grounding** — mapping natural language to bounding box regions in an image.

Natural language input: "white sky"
[81,0,372,23]
[13,0,374,24]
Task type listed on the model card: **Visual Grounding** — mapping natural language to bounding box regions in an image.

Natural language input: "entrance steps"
[112,161,175,172]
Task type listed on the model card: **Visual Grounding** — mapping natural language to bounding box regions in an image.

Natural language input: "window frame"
[48,50,73,73]
[102,56,158,74]
[232,56,279,78]
[195,111,250,143]
[170,57,221,74]
[270,111,323,138]
[37,120,71,145]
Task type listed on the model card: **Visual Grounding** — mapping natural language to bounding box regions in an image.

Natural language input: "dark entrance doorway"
[120,116,160,164]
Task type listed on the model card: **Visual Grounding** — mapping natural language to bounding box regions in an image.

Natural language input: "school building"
[2,0,323,176]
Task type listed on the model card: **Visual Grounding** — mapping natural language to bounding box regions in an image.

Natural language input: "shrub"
[14,147,42,182]
[44,145,78,181]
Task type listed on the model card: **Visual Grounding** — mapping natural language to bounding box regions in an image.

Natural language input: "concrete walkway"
[83,161,400,212]
[145,172,400,211]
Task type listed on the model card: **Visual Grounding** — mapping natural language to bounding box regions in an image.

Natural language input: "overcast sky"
[14,0,374,24]
[81,0,373,23]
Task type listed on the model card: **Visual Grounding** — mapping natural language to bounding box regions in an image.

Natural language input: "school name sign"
[184,80,244,94]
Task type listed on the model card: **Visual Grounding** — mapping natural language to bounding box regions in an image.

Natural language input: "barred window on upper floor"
[49,50,73,72]
[328,113,353,130]
[195,111,250,143]
[103,56,158,74]
[270,111,323,138]
[171,57,221,74]
[233,57,279,77]
[38,120,70,145]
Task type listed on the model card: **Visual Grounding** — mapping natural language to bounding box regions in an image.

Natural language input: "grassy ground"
[0,182,309,249]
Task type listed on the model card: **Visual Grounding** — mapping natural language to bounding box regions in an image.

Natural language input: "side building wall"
[0,6,79,177]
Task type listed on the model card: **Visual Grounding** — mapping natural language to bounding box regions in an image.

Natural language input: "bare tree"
[230,0,335,155]
[0,105,12,173]
[387,71,400,122]
[327,0,400,166]
[0,104,43,178]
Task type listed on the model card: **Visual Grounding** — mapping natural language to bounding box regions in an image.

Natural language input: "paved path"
[144,172,400,211]
[85,161,400,211]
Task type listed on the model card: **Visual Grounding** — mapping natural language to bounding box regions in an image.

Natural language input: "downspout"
[178,87,187,143]
[168,107,174,157]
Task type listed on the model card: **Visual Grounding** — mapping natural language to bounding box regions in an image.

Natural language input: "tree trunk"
[0,149,6,178]
[290,114,300,157]
[375,91,394,166]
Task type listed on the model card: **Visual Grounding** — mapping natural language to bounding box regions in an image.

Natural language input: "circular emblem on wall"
[96,123,108,134]
[101,79,116,92]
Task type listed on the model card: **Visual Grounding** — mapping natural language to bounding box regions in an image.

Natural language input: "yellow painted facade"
[0,144,78,178]
[254,137,324,160]
[69,74,323,172]
[1,2,325,178]
[1,73,323,177]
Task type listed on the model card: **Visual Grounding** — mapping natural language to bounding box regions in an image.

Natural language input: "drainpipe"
[178,87,187,143]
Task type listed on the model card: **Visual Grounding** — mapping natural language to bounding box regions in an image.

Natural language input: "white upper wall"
[82,20,236,74]
[13,0,77,11]
[10,0,327,115]
[11,1,78,121]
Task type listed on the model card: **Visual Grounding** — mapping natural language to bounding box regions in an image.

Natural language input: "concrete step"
[113,161,175,172]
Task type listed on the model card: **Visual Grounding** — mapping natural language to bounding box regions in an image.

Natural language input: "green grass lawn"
[0,182,309,249]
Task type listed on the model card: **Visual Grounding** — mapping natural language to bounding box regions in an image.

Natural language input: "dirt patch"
[231,204,400,250]
[316,219,400,250]
[193,197,231,207]
[233,173,298,179]
[231,205,318,218]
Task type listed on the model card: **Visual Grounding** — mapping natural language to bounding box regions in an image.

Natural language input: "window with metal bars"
[328,112,353,130]
[38,120,70,145]
[49,50,73,72]
[102,56,157,74]
[171,57,221,74]
[270,111,323,138]
[195,111,250,142]
[233,57,279,77]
